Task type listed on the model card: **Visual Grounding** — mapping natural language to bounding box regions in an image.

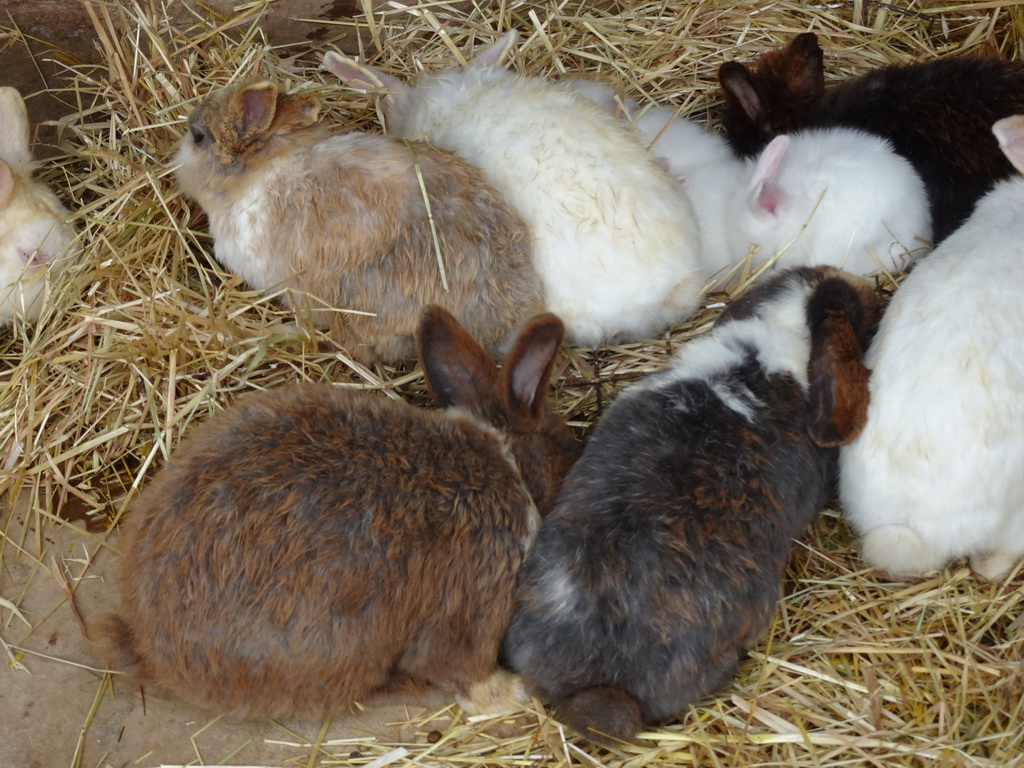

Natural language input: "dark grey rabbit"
[502,266,879,745]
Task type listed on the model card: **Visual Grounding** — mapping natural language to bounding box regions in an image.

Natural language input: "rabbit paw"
[861,524,944,578]
[456,670,528,717]
[970,551,1022,582]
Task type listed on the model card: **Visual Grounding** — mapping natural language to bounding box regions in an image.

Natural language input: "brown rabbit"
[93,306,579,718]
[175,80,542,364]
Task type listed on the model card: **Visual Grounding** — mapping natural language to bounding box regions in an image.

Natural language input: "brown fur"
[92,307,579,719]
[175,81,542,364]
[806,269,880,447]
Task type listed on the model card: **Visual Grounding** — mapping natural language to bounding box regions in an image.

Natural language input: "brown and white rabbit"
[502,266,879,746]
[718,32,1024,241]
[0,87,77,324]
[93,305,579,719]
[174,81,542,364]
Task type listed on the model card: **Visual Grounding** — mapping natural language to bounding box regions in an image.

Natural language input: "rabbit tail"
[557,686,645,746]
[91,613,147,678]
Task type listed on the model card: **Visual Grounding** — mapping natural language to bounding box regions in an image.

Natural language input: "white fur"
[567,82,932,281]
[339,47,707,347]
[631,272,814,413]
[839,173,1024,580]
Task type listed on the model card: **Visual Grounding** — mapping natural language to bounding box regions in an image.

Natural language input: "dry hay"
[1,0,1022,766]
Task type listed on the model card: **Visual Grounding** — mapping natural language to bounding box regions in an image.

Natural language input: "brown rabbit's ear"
[232,82,279,138]
[777,33,825,101]
[805,275,879,447]
[718,62,764,126]
[417,305,498,410]
[501,313,565,416]
[273,94,320,133]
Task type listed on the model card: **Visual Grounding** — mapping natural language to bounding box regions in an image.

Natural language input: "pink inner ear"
[757,182,783,215]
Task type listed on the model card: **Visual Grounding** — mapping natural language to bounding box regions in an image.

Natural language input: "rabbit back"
[839,176,1024,579]
[504,370,829,730]
[105,385,539,718]
[383,68,706,346]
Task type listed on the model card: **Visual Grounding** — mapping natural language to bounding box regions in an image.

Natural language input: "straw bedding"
[1,0,1022,765]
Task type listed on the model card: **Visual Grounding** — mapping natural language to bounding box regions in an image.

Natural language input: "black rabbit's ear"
[805,274,879,447]
[778,33,826,101]
[719,62,765,126]
[417,306,497,410]
[501,313,565,416]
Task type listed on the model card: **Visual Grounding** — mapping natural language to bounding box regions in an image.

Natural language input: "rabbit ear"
[718,62,764,126]
[501,313,565,416]
[993,115,1024,174]
[233,82,279,137]
[466,30,518,71]
[749,135,791,215]
[273,94,320,133]
[322,53,410,126]
[0,160,14,207]
[805,274,877,447]
[0,87,32,167]
[417,305,499,410]
[777,33,825,102]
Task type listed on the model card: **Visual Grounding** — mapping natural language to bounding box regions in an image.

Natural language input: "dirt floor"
[1,496,524,768]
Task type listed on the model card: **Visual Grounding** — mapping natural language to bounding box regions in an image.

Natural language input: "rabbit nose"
[17,247,50,267]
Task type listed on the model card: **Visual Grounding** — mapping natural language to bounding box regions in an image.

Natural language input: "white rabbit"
[324,32,707,347]
[568,81,931,280]
[838,115,1024,581]
[0,87,77,324]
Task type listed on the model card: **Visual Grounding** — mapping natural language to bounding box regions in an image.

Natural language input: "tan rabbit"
[93,305,580,719]
[174,81,542,364]
[0,87,77,324]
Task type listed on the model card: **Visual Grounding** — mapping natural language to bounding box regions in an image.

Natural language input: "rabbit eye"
[190,127,207,145]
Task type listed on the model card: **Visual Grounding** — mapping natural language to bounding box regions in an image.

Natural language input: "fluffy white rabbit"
[839,115,1024,581]
[324,32,707,347]
[568,81,931,280]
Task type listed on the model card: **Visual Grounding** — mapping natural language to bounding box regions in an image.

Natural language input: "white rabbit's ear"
[0,160,15,207]
[0,87,32,167]
[748,134,791,216]
[993,115,1024,174]
[322,53,410,126]
[466,30,518,71]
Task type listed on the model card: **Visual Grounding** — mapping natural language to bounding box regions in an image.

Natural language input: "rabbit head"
[718,33,826,156]
[0,87,77,325]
